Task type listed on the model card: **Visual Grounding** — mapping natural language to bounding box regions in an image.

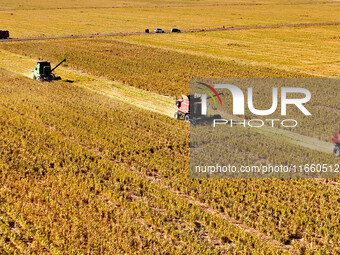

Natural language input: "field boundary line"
[0,102,300,255]
[0,22,339,42]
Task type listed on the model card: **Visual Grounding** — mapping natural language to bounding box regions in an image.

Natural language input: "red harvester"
[174,95,202,123]
[332,130,340,157]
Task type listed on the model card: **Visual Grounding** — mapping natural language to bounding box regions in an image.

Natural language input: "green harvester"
[33,58,66,82]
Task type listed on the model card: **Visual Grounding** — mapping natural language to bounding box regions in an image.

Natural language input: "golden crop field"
[120,25,340,77]
[0,38,304,95]
[0,0,339,254]
[1,68,339,254]
[0,0,333,9]
[1,37,338,142]
[0,1,338,38]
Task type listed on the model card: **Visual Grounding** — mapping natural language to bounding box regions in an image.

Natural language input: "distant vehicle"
[154,28,165,33]
[145,29,149,33]
[0,30,9,39]
[171,28,181,33]
[332,130,340,156]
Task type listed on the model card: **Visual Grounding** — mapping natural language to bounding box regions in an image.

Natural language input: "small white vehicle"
[154,28,165,33]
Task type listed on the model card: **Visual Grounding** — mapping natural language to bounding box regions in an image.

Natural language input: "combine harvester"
[174,94,221,124]
[332,130,340,156]
[33,58,66,82]
[174,95,200,123]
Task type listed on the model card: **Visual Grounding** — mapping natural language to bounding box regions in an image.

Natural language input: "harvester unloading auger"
[33,58,66,82]
[332,130,340,156]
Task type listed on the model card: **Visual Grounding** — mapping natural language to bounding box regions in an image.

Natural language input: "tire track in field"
[0,1,338,11]
[0,102,300,255]
[1,22,339,42]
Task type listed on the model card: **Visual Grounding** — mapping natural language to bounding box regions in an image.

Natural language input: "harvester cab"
[332,130,340,156]
[33,58,66,82]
